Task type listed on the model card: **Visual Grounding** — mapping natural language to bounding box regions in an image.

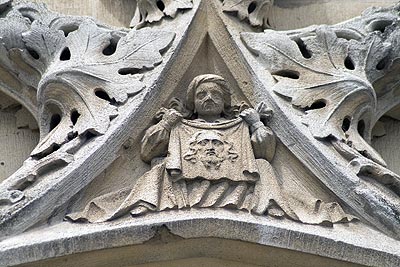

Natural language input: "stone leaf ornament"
[21,20,175,157]
[222,0,274,28]
[0,16,39,115]
[0,2,175,206]
[241,7,400,238]
[242,27,389,166]
[130,0,193,28]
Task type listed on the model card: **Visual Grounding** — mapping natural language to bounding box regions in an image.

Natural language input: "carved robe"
[67,117,353,224]
[67,117,278,222]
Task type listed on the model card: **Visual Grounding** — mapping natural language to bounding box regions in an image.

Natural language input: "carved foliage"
[0,2,176,158]
[130,0,193,28]
[241,10,400,238]
[0,14,39,113]
[0,2,175,205]
[222,0,273,28]
[242,27,392,166]
[19,20,175,156]
[241,7,400,182]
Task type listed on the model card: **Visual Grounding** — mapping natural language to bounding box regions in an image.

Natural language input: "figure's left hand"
[240,108,261,126]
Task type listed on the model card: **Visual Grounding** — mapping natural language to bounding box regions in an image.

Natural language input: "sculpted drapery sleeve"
[140,120,172,163]
[250,122,276,162]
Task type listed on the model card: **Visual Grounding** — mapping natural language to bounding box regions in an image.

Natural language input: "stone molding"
[1,210,399,267]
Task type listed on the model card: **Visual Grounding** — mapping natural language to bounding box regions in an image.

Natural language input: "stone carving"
[0,1,175,190]
[242,20,400,192]
[222,0,274,28]
[130,0,193,28]
[0,0,11,13]
[241,4,400,238]
[67,74,352,224]
[0,0,177,237]
[0,1,175,157]
[183,130,239,169]
[1,1,400,266]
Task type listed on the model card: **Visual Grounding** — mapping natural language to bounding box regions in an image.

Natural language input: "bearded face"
[196,132,225,169]
[184,130,238,170]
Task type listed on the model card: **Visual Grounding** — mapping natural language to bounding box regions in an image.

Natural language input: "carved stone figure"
[67,74,352,224]
[2,2,400,266]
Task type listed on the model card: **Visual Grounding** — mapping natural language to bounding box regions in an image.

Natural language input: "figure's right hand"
[162,109,183,128]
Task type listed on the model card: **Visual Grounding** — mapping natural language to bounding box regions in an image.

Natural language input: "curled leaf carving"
[20,20,175,156]
[242,26,390,166]
[130,0,193,28]
[222,0,274,28]
[0,14,39,114]
[0,1,182,234]
[241,11,400,238]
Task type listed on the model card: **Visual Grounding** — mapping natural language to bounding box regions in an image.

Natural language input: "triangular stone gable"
[0,1,399,266]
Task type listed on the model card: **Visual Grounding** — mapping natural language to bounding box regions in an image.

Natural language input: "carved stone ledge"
[0,210,399,267]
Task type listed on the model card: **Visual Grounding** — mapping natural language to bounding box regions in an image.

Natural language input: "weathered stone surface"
[66,74,352,225]
[0,0,399,266]
[130,0,193,28]
[1,210,400,266]
[0,93,38,184]
[33,0,400,30]
[0,0,178,236]
[31,0,137,28]
[222,0,274,28]
[239,2,400,239]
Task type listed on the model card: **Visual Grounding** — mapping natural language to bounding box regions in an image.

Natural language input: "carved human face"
[196,131,225,169]
[194,82,224,117]
[196,131,225,157]
[183,130,238,170]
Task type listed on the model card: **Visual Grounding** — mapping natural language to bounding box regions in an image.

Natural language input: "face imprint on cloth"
[184,130,238,170]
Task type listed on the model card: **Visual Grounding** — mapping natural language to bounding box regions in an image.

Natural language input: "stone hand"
[240,108,261,126]
[256,102,273,122]
[162,109,183,128]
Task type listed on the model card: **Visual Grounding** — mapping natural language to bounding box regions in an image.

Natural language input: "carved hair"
[186,74,232,113]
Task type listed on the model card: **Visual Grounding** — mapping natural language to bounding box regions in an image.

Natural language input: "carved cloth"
[67,119,279,222]
[66,118,354,224]
[166,118,259,182]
